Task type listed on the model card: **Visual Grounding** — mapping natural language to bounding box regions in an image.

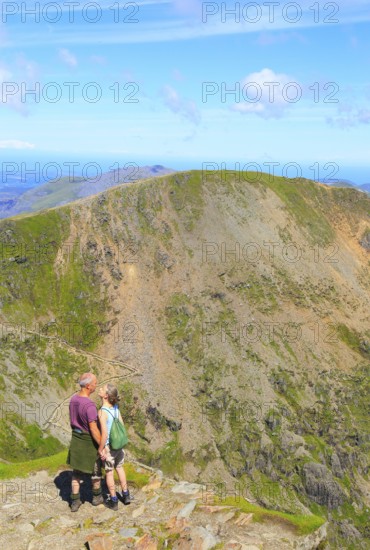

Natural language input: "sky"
[0,0,370,183]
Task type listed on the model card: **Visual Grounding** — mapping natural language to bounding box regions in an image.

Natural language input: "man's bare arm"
[89,421,101,445]
[98,410,108,454]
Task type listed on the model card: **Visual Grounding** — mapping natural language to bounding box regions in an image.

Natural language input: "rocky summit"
[0,456,328,549]
[0,170,369,548]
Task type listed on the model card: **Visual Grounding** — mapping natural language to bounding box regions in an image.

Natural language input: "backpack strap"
[101,406,119,419]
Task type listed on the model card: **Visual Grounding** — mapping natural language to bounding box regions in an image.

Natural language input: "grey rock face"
[296,522,328,550]
[331,452,343,478]
[302,463,344,509]
[359,232,370,250]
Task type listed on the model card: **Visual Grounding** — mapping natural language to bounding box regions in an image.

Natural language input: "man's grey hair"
[78,373,95,387]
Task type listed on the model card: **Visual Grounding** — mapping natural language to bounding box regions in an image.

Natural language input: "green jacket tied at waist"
[67,431,99,474]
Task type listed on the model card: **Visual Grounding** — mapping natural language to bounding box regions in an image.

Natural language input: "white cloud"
[122,70,137,81]
[172,0,201,16]
[4,1,370,47]
[162,84,201,125]
[0,63,28,115]
[256,31,307,46]
[0,24,7,45]
[59,48,78,67]
[0,65,12,82]
[233,68,298,119]
[0,140,35,149]
[172,68,185,81]
[16,54,39,80]
[327,106,370,128]
[358,109,370,123]
[90,55,106,65]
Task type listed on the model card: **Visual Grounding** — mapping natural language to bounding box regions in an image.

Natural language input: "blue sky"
[1,0,370,182]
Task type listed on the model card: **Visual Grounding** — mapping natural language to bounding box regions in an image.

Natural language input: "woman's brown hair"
[106,384,121,406]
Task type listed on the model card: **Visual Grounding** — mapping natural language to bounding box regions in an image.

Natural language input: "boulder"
[234,513,254,526]
[132,503,145,518]
[86,533,113,550]
[177,499,197,519]
[134,533,158,549]
[189,526,220,550]
[142,478,162,492]
[119,528,138,538]
[172,482,204,495]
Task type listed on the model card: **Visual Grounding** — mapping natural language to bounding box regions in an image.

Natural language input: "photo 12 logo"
[202,81,339,105]
[201,240,339,265]
[201,2,340,24]
[1,81,140,105]
[201,161,366,206]
[201,320,339,346]
[201,161,340,184]
[1,161,140,185]
[200,479,290,505]
[1,480,61,504]
[0,237,139,266]
[1,2,140,24]
[0,319,143,347]
[0,373,142,434]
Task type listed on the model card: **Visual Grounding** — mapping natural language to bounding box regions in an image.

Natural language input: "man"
[67,372,104,512]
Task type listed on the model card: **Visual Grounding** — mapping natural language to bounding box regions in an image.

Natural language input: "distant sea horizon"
[0,153,369,189]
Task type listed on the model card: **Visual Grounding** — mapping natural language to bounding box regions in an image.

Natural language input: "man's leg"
[71,471,81,495]
[70,470,82,512]
[91,456,104,506]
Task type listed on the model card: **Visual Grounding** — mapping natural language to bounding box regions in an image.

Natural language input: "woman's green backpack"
[105,407,129,450]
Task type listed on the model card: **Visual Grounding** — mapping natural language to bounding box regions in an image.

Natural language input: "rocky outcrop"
[0,464,328,550]
[295,523,328,550]
[359,231,370,250]
[302,463,344,509]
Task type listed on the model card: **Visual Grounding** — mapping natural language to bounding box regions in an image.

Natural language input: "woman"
[98,383,131,510]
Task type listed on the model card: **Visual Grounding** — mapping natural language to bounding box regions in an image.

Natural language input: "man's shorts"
[104,445,125,472]
[73,456,102,480]
[91,456,102,480]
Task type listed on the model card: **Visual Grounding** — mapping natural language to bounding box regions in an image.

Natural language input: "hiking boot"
[104,496,118,511]
[92,493,104,506]
[70,498,82,512]
[118,490,131,505]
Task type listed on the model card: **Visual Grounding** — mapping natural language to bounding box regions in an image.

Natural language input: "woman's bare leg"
[116,466,128,492]
[105,470,116,497]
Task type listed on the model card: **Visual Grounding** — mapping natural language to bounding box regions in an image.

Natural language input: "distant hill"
[318,178,356,188]
[0,164,175,218]
[319,178,370,194]
[358,182,370,193]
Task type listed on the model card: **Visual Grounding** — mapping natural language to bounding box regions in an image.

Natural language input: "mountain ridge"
[0,170,369,548]
[0,165,175,219]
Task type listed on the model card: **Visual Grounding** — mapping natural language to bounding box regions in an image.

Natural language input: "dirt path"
[0,321,142,433]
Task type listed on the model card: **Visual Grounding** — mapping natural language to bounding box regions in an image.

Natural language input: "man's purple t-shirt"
[69,394,98,432]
